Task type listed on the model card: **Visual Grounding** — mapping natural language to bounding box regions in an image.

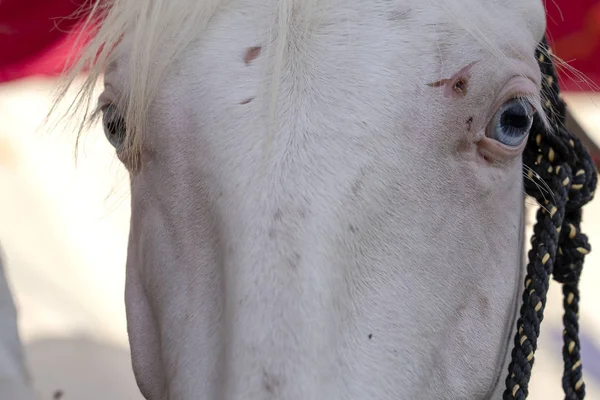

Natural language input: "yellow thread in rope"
[520,335,528,345]
[568,293,574,305]
[577,247,589,255]
[572,184,583,190]
[527,170,534,179]
[512,384,520,397]
[536,134,542,146]
[569,341,575,353]
[569,139,575,148]
[563,177,570,186]
[557,226,562,233]
[575,379,584,391]
[559,247,564,256]
[572,360,582,371]
[536,154,543,165]
[550,206,557,217]
[548,166,553,173]
[569,224,576,239]
[556,166,562,174]
[545,99,552,109]
[527,352,533,361]
[542,253,550,264]
[576,169,585,176]
[525,279,532,288]
[548,148,555,162]
[539,54,545,62]
[535,301,542,312]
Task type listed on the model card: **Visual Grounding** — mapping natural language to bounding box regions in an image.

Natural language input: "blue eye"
[488,98,534,146]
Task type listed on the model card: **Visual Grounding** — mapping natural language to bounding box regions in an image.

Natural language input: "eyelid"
[478,134,528,163]
[98,91,114,109]
[493,76,539,113]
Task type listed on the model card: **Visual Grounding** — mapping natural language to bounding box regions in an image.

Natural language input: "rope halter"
[503,36,598,400]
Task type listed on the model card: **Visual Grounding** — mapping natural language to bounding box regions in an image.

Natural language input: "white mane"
[58,0,322,158]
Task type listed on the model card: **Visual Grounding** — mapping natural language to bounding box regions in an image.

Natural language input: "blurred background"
[0,1,599,399]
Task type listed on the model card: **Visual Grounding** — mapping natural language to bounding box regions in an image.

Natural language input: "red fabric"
[546,0,600,91]
[0,0,91,83]
[0,0,599,90]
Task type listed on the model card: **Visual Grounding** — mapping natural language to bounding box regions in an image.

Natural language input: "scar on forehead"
[244,46,262,65]
[427,61,479,98]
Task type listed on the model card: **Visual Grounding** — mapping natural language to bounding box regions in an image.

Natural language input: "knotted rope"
[503,37,598,400]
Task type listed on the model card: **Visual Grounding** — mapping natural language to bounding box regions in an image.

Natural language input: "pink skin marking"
[427,61,479,98]
[244,46,262,65]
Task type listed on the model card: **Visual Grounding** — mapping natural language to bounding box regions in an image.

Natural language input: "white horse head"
[56,0,588,399]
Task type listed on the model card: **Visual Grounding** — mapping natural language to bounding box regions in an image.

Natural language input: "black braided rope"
[503,37,598,400]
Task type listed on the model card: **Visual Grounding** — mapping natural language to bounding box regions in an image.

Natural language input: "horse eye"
[101,104,127,150]
[487,98,534,147]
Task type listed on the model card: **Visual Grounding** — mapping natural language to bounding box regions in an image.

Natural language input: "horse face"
[98,0,547,398]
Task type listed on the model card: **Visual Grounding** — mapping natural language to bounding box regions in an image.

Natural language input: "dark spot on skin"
[263,370,281,394]
[268,229,276,239]
[244,46,262,65]
[349,224,358,233]
[273,209,283,221]
[240,97,254,105]
[477,290,490,314]
[368,333,373,340]
[288,252,301,269]
[53,390,64,400]
[466,116,474,131]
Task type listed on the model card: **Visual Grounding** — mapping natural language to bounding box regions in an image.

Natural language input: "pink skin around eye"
[475,76,539,164]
